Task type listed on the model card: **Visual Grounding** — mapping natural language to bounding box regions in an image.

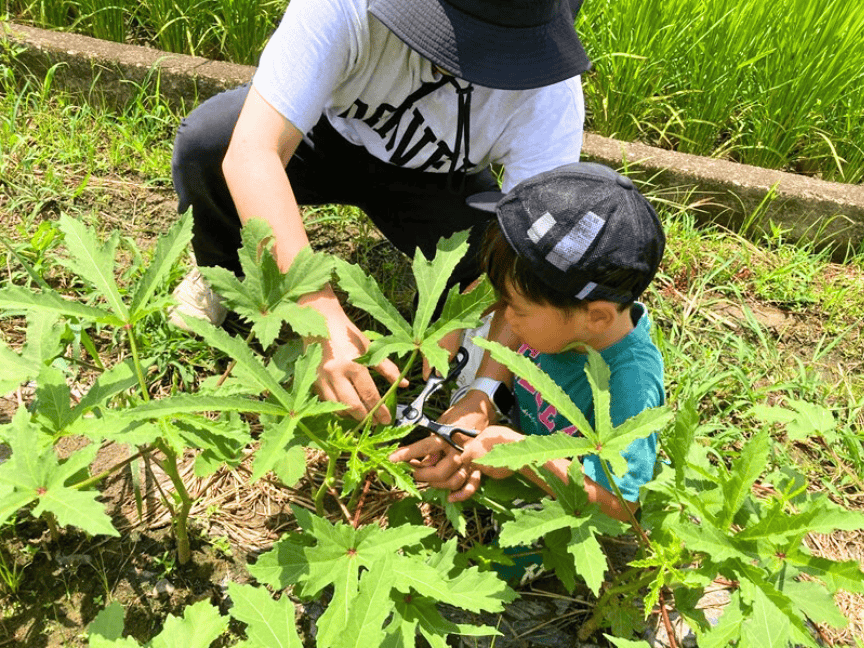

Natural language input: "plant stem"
[156,441,193,565]
[314,451,338,517]
[125,324,150,402]
[71,447,149,491]
[353,348,418,434]
[44,512,61,543]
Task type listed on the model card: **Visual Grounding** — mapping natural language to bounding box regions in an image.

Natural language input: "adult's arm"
[222,87,405,423]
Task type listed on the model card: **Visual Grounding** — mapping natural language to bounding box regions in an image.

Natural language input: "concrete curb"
[5,21,864,260]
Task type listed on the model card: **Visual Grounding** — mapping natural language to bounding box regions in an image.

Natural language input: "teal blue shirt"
[514,303,664,501]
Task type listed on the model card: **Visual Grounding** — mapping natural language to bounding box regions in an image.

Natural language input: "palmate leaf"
[789,554,864,594]
[340,554,397,648]
[0,313,67,395]
[252,346,345,481]
[0,285,117,324]
[568,522,608,596]
[737,563,814,648]
[227,582,302,648]
[412,230,470,339]
[57,214,128,320]
[178,316,291,404]
[599,405,673,478]
[697,589,746,648]
[32,365,73,433]
[0,416,118,535]
[248,531,315,589]
[479,432,594,470]
[150,600,229,648]
[497,499,574,547]
[721,429,771,528]
[129,211,193,316]
[74,358,139,417]
[751,400,837,443]
[335,257,411,338]
[782,579,848,630]
[0,341,40,395]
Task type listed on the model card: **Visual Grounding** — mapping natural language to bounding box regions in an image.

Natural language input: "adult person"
[170,0,590,424]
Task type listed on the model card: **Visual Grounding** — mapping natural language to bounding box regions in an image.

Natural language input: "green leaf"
[474,338,595,440]
[341,555,397,648]
[568,523,608,596]
[697,589,745,648]
[412,231,470,338]
[0,285,116,323]
[663,399,701,489]
[33,485,119,537]
[598,405,672,478]
[674,520,755,563]
[480,432,594,469]
[751,400,837,443]
[583,345,612,439]
[32,365,73,433]
[782,579,848,629]
[791,554,864,593]
[247,531,314,589]
[738,573,794,648]
[88,601,125,641]
[130,211,193,315]
[497,499,573,547]
[0,340,39,395]
[73,358,139,420]
[227,583,302,648]
[721,429,770,528]
[150,600,228,648]
[122,394,288,420]
[57,214,128,320]
[335,258,411,338]
[178,316,292,405]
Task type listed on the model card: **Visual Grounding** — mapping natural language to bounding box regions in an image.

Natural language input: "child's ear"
[584,302,617,333]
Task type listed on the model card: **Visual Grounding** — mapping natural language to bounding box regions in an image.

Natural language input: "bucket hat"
[368,0,591,90]
[468,162,665,303]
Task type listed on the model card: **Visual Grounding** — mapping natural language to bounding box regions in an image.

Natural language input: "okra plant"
[0,214,861,647]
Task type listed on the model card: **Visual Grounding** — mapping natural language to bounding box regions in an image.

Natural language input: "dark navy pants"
[171,84,499,286]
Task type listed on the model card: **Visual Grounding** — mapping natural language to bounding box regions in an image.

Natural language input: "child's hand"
[448,425,525,502]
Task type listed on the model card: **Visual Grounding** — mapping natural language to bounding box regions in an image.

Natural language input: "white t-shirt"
[253,0,585,192]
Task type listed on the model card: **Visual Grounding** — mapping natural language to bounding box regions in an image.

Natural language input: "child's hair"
[482,221,635,312]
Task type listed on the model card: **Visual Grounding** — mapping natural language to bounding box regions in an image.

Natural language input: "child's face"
[501,281,584,354]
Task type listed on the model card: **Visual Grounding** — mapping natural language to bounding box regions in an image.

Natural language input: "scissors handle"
[425,421,479,452]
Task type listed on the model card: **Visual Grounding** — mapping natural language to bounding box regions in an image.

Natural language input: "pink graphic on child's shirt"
[516,344,578,436]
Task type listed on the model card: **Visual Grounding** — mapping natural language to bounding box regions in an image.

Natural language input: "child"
[391,162,665,521]
[169,0,590,425]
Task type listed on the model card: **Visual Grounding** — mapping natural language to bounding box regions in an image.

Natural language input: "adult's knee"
[172,85,251,207]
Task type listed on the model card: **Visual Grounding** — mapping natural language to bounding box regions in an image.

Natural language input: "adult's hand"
[302,289,407,425]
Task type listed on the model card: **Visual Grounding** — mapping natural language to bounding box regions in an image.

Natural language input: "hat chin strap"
[446,77,473,194]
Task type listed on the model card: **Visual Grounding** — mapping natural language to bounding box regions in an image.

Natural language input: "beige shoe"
[168,268,228,329]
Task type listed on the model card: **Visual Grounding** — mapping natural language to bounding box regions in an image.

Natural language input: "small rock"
[152,578,175,598]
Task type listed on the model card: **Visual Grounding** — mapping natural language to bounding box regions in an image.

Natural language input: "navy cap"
[467,162,665,303]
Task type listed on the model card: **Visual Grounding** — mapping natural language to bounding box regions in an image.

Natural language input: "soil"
[0,171,862,647]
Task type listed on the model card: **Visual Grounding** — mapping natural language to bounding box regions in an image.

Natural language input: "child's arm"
[453,427,639,522]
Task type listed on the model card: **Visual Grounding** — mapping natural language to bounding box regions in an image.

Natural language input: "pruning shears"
[394,346,480,452]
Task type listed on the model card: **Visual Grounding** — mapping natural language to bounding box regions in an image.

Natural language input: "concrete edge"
[4,21,864,260]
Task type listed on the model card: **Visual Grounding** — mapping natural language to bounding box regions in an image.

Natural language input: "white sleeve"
[252,0,363,135]
[495,77,585,192]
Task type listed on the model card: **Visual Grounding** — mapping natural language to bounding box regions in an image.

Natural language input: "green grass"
[4,0,863,183]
